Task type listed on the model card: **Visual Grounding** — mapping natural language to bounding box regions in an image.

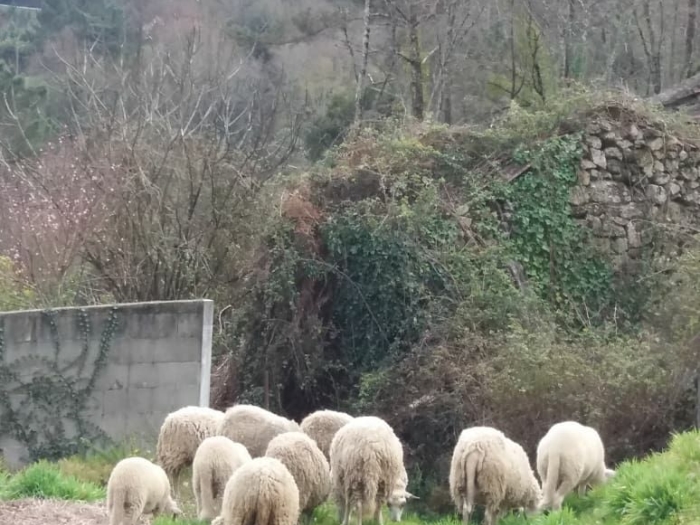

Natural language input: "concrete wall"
[0,299,213,468]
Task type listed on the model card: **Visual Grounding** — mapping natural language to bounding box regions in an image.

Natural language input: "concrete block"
[153,383,200,412]
[126,387,154,414]
[99,413,126,437]
[94,364,129,391]
[124,412,160,438]
[129,362,160,388]
[0,436,29,469]
[177,313,203,338]
[127,312,177,340]
[108,338,136,366]
[103,389,128,416]
[151,340,200,364]
[153,361,202,386]
[3,313,37,343]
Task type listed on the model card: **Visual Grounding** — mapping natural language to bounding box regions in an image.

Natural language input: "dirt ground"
[0,499,110,525]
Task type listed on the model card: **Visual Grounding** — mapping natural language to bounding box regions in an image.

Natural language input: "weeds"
[0,460,104,501]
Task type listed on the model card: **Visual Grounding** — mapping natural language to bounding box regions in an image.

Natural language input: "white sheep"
[192,435,253,521]
[329,415,417,525]
[449,426,542,525]
[156,405,225,487]
[107,456,181,525]
[212,456,300,525]
[300,409,354,461]
[536,421,615,510]
[217,404,301,458]
[265,431,331,517]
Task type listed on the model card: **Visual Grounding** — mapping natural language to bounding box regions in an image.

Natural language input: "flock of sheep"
[105,404,616,525]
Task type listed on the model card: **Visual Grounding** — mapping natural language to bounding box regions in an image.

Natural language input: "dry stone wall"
[571,116,700,268]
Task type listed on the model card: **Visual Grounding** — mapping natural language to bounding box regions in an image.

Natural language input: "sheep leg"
[373,502,383,525]
[484,506,500,525]
[341,499,351,525]
[552,478,578,510]
[357,501,363,525]
[461,499,472,525]
[577,483,588,497]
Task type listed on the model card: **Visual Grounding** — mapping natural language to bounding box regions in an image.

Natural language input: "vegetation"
[0,461,104,501]
[1,0,700,514]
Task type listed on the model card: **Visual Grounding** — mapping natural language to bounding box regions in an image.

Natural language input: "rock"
[569,186,589,206]
[665,159,679,172]
[591,148,607,169]
[589,180,622,204]
[627,222,642,248]
[586,135,603,149]
[680,168,698,181]
[607,159,622,174]
[611,237,628,254]
[637,149,654,168]
[605,147,623,160]
[648,137,664,151]
[581,159,596,170]
[619,203,644,220]
[680,150,689,162]
[628,124,641,140]
[619,139,634,150]
[577,169,591,186]
[669,182,682,197]
[652,172,670,185]
[646,184,667,205]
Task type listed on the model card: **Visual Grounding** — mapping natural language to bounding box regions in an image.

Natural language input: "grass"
[3,431,700,524]
[0,460,104,501]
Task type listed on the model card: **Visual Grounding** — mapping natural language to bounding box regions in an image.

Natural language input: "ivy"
[498,133,613,319]
[0,306,119,461]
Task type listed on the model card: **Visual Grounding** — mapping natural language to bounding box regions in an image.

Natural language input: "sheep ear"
[405,491,419,500]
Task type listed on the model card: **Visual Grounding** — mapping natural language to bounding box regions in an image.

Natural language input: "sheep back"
[265,431,331,513]
[192,436,253,521]
[217,404,300,458]
[107,456,180,525]
[300,409,354,461]
[329,416,407,519]
[536,421,612,510]
[156,405,224,479]
[449,426,540,523]
[218,456,300,525]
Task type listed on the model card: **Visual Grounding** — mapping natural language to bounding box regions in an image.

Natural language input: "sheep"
[192,435,253,521]
[212,456,300,525]
[449,426,542,525]
[300,409,354,461]
[107,456,181,525]
[156,405,225,489]
[329,415,417,525]
[536,421,616,511]
[265,431,331,518]
[217,404,301,458]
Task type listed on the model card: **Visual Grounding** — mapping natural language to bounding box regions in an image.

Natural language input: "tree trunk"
[408,6,424,120]
[354,0,372,122]
[687,0,697,77]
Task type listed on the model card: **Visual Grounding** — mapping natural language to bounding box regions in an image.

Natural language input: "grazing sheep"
[213,456,300,525]
[156,405,224,487]
[107,456,181,525]
[449,426,542,525]
[537,421,615,510]
[329,415,417,525]
[217,404,301,458]
[192,436,252,521]
[265,431,331,517]
[300,409,354,461]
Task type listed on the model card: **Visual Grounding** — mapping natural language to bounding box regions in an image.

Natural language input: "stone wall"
[571,115,700,268]
[0,299,213,468]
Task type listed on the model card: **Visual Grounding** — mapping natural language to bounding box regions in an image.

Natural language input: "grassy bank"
[3,430,700,524]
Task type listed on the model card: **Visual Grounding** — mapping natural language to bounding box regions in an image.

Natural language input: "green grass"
[0,460,104,501]
[4,431,700,525]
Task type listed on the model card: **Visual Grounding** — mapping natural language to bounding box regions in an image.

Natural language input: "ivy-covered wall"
[0,299,213,468]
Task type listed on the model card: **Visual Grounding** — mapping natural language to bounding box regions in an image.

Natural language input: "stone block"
[94,364,129,391]
[124,412,160,438]
[3,313,37,343]
[99,414,126,437]
[152,382,200,412]
[152,361,202,386]
[152,338,201,363]
[126,312,177,340]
